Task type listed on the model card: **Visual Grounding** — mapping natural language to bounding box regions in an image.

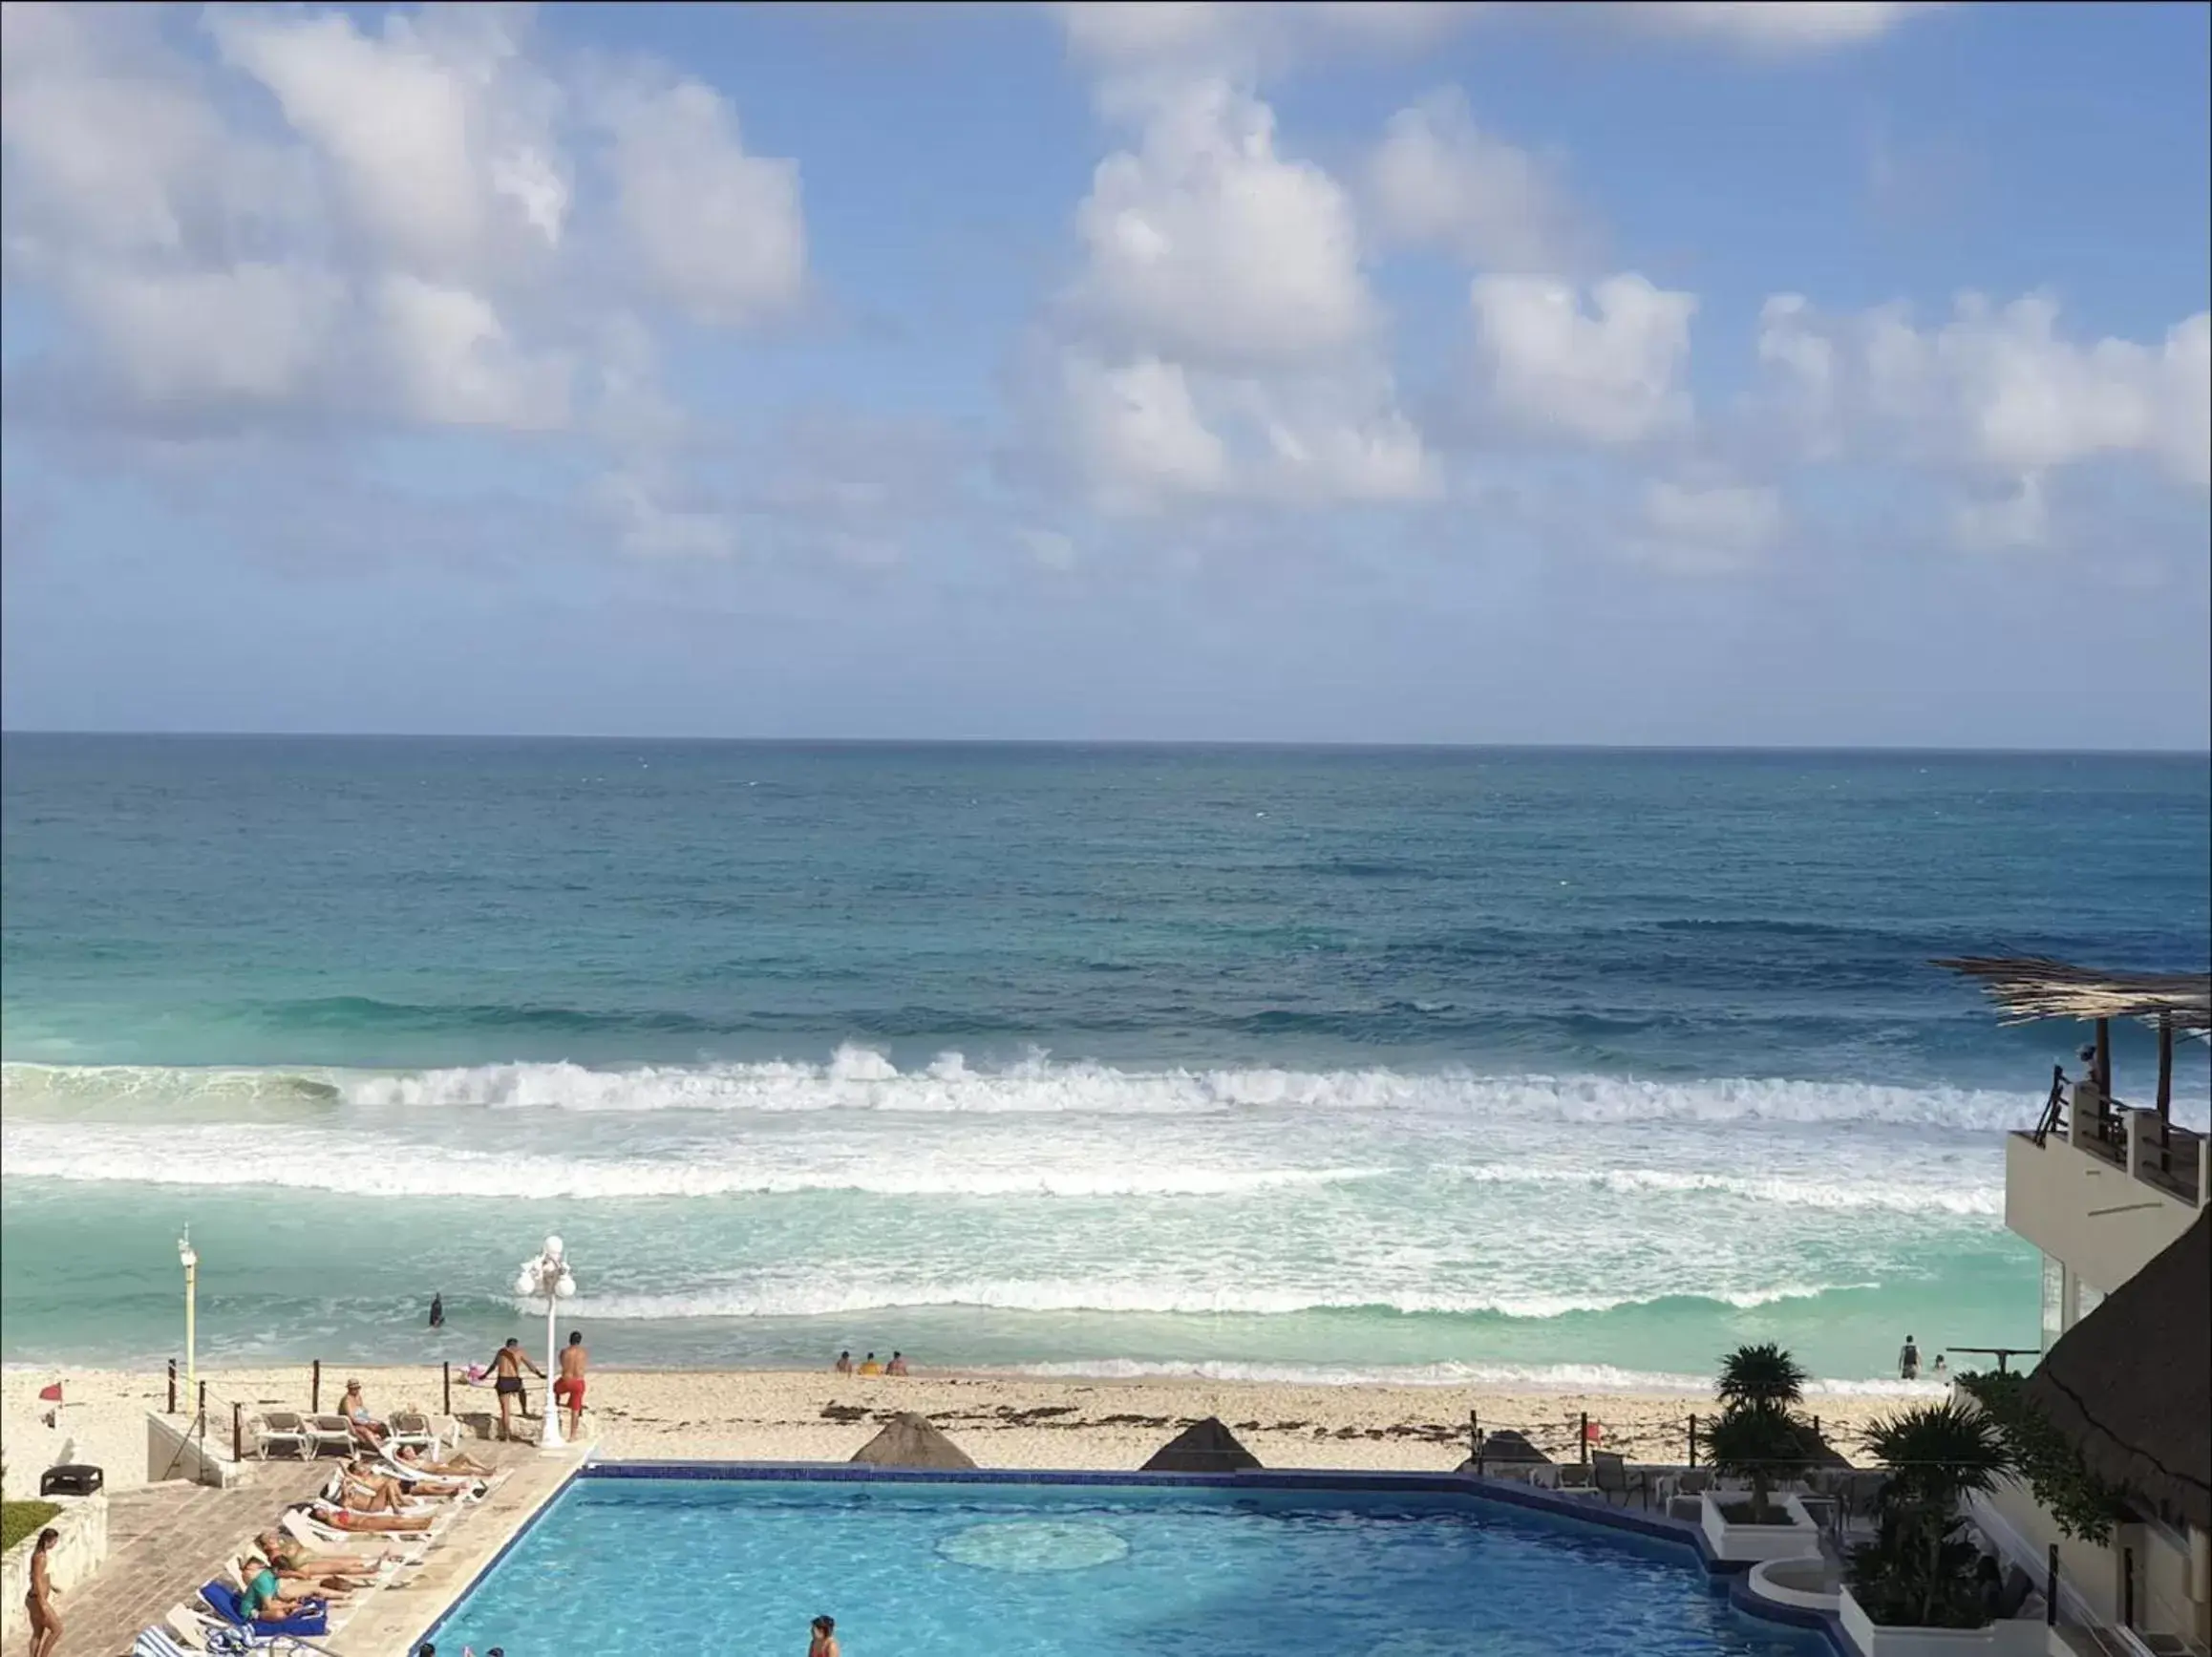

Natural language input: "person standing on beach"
[553,1330,588,1440]
[1899,1334,1921,1381]
[26,1527,61,1657]
[487,1337,542,1440]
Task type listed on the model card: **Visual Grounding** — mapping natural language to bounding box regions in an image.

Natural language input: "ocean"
[2,735,2205,1391]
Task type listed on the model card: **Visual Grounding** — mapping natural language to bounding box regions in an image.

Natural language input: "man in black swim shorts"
[487,1336,542,1441]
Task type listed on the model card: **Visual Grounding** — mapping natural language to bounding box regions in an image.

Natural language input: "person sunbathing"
[234,1562,322,1626]
[240,1551,366,1601]
[339,1380,389,1451]
[257,1531,390,1583]
[305,1500,433,1536]
[390,1443,496,1478]
[337,1466,423,1514]
[344,1457,474,1505]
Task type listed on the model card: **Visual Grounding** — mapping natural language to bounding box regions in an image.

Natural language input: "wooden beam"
[2157,1013,2173,1120]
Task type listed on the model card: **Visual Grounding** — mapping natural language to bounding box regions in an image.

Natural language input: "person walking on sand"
[809,1615,840,1657]
[1899,1334,1921,1382]
[488,1337,542,1440]
[553,1330,589,1439]
[834,1350,853,1375]
[26,1527,61,1657]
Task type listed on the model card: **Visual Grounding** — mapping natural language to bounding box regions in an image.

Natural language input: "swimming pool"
[431,1471,1827,1655]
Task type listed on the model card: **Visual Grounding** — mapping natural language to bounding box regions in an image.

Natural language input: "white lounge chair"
[384,1410,447,1457]
[303,1415,356,1457]
[280,1508,427,1568]
[249,1412,312,1460]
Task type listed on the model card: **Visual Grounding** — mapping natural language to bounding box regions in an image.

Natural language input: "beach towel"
[200,1581,330,1638]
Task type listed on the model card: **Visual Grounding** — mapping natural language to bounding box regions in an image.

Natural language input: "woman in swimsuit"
[809,1614,840,1657]
[25,1528,60,1657]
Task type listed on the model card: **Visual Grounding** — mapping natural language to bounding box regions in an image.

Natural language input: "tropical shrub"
[1707,1344,1817,1524]
[1846,1399,2017,1628]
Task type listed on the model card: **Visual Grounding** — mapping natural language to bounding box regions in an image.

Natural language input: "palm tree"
[1855,1400,2016,1627]
[1717,1343,1808,1413]
[1705,1403,1814,1525]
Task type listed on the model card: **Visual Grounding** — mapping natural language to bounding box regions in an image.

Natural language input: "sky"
[1,1,2207,748]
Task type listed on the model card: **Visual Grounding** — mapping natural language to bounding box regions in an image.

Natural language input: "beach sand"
[2,1365,1928,1498]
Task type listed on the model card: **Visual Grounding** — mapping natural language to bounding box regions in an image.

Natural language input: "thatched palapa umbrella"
[1141,1416,1262,1473]
[2024,1210,2210,1532]
[851,1412,977,1470]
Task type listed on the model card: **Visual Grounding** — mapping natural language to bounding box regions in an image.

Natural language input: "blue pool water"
[431,1475,1825,1655]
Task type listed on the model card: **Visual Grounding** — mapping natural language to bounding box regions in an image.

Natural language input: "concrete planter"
[0,1492,109,1646]
[1699,1491,1822,1561]
[1747,1556,1841,1614]
[1839,1585,2050,1657]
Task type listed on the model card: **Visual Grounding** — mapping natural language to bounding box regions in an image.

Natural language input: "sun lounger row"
[247,1408,450,1460]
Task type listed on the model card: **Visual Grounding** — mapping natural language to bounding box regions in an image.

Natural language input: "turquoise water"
[3,736,2206,1381]
[430,1476,1826,1656]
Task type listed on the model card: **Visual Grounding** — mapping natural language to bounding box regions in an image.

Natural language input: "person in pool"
[487,1338,542,1441]
[809,1615,840,1657]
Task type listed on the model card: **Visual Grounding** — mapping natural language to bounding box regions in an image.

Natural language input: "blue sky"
[2,2,2206,747]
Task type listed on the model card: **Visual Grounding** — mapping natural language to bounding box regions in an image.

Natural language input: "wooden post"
[445,1361,454,1417]
[311,1359,321,1413]
[197,1379,206,1433]
[167,1358,178,1415]
[1688,1413,1697,1467]
[1580,1412,1589,1467]
[233,1401,244,1462]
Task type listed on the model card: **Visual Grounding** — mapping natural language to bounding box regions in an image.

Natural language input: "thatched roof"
[2025,1210,2210,1532]
[1140,1416,1261,1473]
[1474,1430,1552,1467]
[1933,957,2212,1034]
[850,1413,976,1470]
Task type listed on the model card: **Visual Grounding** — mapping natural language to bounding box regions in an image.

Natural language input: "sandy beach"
[1,1364,1932,1499]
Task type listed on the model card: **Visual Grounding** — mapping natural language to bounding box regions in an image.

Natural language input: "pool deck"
[409,1457,1858,1656]
[325,1445,591,1657]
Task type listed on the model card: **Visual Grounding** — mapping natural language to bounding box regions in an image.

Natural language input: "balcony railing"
[2041,1078,2207,1206]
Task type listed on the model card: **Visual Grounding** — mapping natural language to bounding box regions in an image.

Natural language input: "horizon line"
[3,728,2208,758]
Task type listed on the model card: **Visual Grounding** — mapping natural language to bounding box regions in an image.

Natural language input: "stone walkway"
[3,1461,330,1657]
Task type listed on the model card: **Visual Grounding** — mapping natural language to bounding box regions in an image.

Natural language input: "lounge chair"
[249,1412,312,1460]
[199,1580,330,1640]
[280,1507,428,1567]
[1470,1430,1555,1480]
[384,1410,446,1457]
[302,1415,355,1458]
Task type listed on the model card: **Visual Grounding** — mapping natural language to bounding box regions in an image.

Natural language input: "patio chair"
[384,1410,446,1457]
[303,1414,355,1457]
[250,1412,312,1460]
[1590,1452,1648,1507]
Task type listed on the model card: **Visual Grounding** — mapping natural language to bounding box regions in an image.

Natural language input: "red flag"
[1583,1418,1603,1443]
[37,1383,62,1403]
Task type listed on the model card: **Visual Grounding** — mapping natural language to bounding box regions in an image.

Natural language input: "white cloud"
[1471,273,1697,443]
[1062,353,1230,507]
[1366,90,1588,272]
[376,274,569,430]
[1071,78,1374,370]
[207,5,564,278]
[596,75,807,327]
[75,262,343,405]
[594,465,738,560]
[1627,3,1930,50]
[1759,292,2212,489]
[1639,478,1783,571]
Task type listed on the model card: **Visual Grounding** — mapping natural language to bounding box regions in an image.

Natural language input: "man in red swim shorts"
[553,1330,588,1439]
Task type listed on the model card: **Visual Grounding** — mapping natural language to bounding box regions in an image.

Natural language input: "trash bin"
[39,1464,104,1497]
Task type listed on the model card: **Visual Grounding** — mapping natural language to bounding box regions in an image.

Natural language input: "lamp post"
[179,1229,199,1405]
[514,1236,576,1450]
